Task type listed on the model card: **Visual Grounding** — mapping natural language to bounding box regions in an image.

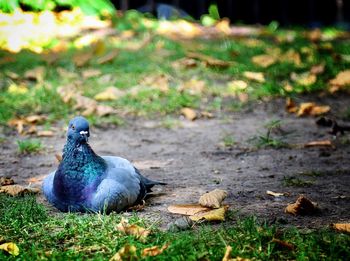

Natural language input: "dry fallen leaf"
[252,54,277,68]
[140,74,169,93]
[285,98,298,113]
[291,72,316,86]
[187,52,233,68]
[171,57,198,69]
[222,245,251,261]
[178,78,206,95]
[94,87,125,101]
[329,70,350,87]
[304,140,334,148]
[199,189,228,208]
[227,80,248,94]
[0,242,19,256]
[55,154,62,163]
[57,67,78,79]
[266,190,285,197]
[109,245,137,261]
[0,185,40,196]
[142,244,169,257]
[271,238,295,250]
[285,195,318,216]
[281,49,301,66]
[116,218,150,242]
[181,108,197,121]
[97,49,119,64]
[7,119,25,134]
[331,223,350,233]
[25,115,46,124]
[81,69,102,79]
[24,66,45,82]
[243,71,265,83]
[73,52,93,67]
[297,102,330,116]
[0,177,14,186]
[310,63,325,75]
[168,204,211,216]
[189,206,227,221]
[37,130,54,137]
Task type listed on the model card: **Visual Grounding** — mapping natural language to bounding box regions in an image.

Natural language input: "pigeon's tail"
[134,168,167,192]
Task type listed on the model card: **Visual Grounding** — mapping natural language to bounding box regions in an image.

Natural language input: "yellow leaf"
[140,74,169,93]
[110,245,137,261]
[215,18,231,34]
[187,52,233,68]
[167,204,211,216]
[285,98,298,113]
[8,83,28,95]
[0,185,40,196]
[329,70,350,87]
[227,80,248,94]
[199,189,228,208]
[0,242,19,256]
[281,49,301,66]
[142,244,169,257]
[7,118,25,134]
[116,218,150,242]
[24,66,45,82]
[266,190,285,197]
[304,140,334,148]
[285,195,317,216]
[97,49,119,64]
[297,102,330,116]
[181,108,197,121]
[189,206,227,221]
[243,71,265,83]
[222,245,251,261]
[252,54,277,68]
[331,223,350,233]
[0,177,14,186]
[37,130,54,137]
[178,78,206,95]
[94,87,125,101]
[291,72,316,86]
[82,69,102,79]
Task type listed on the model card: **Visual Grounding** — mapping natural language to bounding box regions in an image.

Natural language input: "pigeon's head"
[67,116,90,144]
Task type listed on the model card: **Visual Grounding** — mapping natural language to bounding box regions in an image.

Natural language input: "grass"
[17,139,42,154]
[0,194,349,260]
[283,176,314,187]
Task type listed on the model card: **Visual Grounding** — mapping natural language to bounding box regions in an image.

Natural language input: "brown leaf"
[171,57,198,69]
[281,49,301,66]
[116,218,150,242]
[178,78,206,95]
[109,245,137,261]
[187,52,233,68]
[24,66,45,82]
[0,177,14,186]
[285,195,318,216]
[271,238,295,250]
[7,119,25,134]
[168,204,211,216]
[285,98,298,113]
[37,130,54,137]
[266,190,285,197]
[199,189,228,208]
[140,74,169,93]
[73,52,93,67]
[310,63,325,75]
[82,69,102,79]
[0,242,19,256]
[222,245,251,261]
[181,108,197,121]
[97,49,119,64]
[142,244,169,257]
[243,71,265,83]
[297,102,330,116]
[189,206,227,221]
[304,140,334,148]
[55,154,62,163]
[0,185,40,196]
[25,115,46,124]
[252,54,277,68]
[94,87,125,101]
[95,104,115,117]
[331,223,350,233]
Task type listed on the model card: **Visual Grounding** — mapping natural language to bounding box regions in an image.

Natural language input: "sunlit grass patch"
[17,139,42,154]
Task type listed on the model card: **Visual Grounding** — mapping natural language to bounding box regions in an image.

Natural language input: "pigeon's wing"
[42,171,68,211]
[91,166,142,212]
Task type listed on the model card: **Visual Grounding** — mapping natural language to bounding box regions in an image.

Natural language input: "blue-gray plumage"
[42,116,166,213]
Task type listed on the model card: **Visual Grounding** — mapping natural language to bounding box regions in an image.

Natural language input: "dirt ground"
[1,95,350,229]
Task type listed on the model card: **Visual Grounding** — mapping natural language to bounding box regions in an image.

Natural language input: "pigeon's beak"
[79,130,89,143]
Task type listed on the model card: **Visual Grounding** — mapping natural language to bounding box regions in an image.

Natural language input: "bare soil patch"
[1,95,350,229]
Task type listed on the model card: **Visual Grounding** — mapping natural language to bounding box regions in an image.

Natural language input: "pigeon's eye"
[71,125,75,130]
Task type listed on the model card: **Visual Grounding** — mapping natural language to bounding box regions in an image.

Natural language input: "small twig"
[316,117,350,135]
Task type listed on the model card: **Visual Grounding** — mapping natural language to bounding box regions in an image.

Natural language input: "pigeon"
[42,116,166,213]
